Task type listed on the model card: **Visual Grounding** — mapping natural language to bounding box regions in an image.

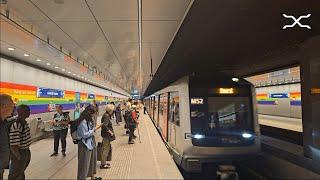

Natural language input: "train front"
[182,75,261,172]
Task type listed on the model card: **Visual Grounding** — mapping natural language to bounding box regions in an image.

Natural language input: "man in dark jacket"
[0,94,15,180]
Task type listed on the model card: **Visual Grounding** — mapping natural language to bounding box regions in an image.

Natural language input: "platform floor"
[258,114,302,132]
[4,110,183,179]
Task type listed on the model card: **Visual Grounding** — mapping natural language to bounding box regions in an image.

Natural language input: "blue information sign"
[270,93,289,98]
[88,94,95,99]
[37,88,64,98]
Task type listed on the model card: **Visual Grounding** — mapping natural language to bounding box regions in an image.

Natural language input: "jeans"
[53,129,68,153]
[8,149,31,180]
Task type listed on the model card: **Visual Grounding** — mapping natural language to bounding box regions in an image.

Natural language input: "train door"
[168,92,180,147]
[154,96,159,126]
[150,97,154,120]
[159,93,169,141]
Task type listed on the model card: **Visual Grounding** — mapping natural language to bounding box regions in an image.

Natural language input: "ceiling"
[145,0,320,96]
[0,0,193,94]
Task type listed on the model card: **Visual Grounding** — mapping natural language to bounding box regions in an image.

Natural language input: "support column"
[300,36,320,159]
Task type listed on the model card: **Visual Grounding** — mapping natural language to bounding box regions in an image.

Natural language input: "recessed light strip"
[138,0,142,92]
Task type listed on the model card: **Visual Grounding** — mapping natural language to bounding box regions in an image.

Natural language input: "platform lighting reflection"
[24,53,29,57]
[68,71,71,74]
[73,73,76,76]
[232,78,239,82]
[8,47,15,51]
[61,69,65,71]
[36,59,41,62]
[55,66,59,69]
[242,133,253,138]
[46,63,51,66]
[193,134,205,139]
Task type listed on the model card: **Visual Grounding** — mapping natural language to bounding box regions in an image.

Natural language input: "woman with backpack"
[100,104,115,169]
[76,105,102,180]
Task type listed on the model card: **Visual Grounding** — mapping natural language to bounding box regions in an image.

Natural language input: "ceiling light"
[73,73,76,76]
[24,53,29,57]
[46,63,51,66]
[8,47,15,51]
[61,69,65,71]
[55,66,59,69]
[81,76,84,79]
[68,71,71,74]
[36,59,41,62]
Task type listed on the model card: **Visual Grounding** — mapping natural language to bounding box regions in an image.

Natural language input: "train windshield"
[206,97,252,133]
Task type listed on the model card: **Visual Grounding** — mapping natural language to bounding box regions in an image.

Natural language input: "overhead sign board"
[37,88,64,98]
[88,94,95,99]
[270,93,289,98]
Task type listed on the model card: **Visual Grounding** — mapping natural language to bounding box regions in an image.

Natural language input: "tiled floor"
[4,110,183,179]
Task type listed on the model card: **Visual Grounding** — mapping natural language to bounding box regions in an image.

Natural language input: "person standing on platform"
[8,105,32,180]
[115,104,121,125]
[92,100,99,126]
[110,102,116,120]
[0,94,15,180]
[50,105,70,157]
[100,104,115,169]
[143,103,147,115]
[128,105,138,144]
[77,105,102,180]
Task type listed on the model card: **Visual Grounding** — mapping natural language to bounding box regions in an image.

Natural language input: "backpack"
[124,110,132,124]
[70,114,90,144]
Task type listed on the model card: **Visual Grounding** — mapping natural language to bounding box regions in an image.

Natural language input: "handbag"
[108,133,116,141]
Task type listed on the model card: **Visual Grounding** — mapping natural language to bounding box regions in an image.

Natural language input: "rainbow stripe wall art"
[0,81,115,114]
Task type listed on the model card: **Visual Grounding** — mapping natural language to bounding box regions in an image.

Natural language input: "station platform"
[4,110,183,179]
[258,114,302,132]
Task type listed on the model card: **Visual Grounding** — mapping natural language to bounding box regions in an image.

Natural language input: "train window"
[169,92,180,126]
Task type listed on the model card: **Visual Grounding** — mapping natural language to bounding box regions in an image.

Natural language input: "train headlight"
[232,78,239,82]
[193,134,205,139]
[242,133,253,138]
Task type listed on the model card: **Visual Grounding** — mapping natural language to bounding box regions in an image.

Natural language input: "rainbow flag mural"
[290,92,301,106]
[256,93,277,105]
[0,81,111,114]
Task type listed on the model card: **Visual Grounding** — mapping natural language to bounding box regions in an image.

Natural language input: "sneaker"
[62,152,66,157]
[100,164,110,169]
[50,152,58,157]
[128,140,135,144]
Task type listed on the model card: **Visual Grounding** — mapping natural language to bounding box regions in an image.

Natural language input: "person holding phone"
[50,105,70,157]
[77,105,102,180]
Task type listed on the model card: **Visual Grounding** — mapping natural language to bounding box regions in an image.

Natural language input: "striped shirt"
[9,120,31,149]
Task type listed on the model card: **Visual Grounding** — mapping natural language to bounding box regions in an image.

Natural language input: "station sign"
[88,94,95,99]
[270,93,289,98]
[37,88,64,98]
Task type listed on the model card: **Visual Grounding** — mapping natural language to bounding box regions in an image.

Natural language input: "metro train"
[144,73,261,173]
